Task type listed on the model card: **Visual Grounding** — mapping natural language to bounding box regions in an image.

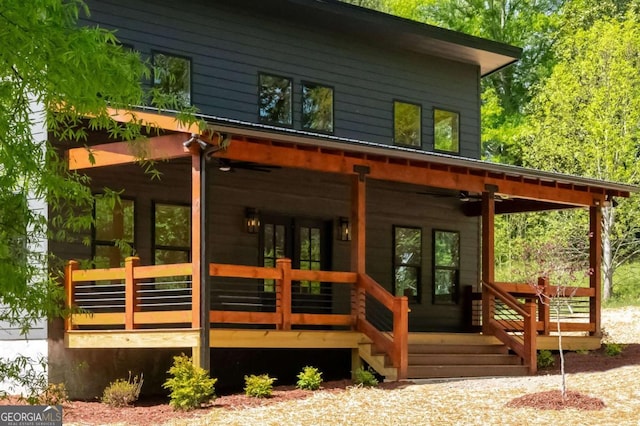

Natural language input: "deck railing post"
[538,276,550,335]
[393,296,409,379]
[125,256,140,330]
[64,260,79,331]
[277,258,292,330]
[524,300,537,374]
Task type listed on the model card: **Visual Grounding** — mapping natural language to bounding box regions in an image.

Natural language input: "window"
[262,222,286,292]
[302,82,334,133]
[259,73,292,126]
[153,203,191,265]
[394,101,421,147]
[433,230,460,304]
[153,52,191,106]
[92,196,135,268]
[299,225,321,294]
[434,109,460,153]
[393,226,422,302]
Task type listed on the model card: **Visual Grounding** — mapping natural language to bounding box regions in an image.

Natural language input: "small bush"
[537,350,555,369]
[244,374,276,398]
[296,366,323,391]
[353,367,378,387]
[575,349,590,355]
[163,354,217,411]
[604,342,624,357]
[101,373,143,407]
[38,383,69,406]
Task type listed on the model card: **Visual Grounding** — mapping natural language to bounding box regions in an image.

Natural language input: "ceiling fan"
[213,158,281,173]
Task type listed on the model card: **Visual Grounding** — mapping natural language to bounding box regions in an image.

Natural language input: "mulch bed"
[507,390,605,410]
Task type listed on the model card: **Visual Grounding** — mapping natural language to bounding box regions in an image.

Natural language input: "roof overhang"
[213,0,521,76]
[67,108,636,211]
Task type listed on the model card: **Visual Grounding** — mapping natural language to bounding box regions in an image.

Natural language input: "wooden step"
[408,333,501,346]
[409,353,521,366]
[408,364,529,379]
[409,344,509,355]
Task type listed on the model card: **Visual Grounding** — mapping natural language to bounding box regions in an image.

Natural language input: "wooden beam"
[65,329,200,348]
[351,174,366,273]
[191,151,202,329]
[106,107,203,134]
[537,335,601,351]
[209,329,369,348]
[67,133,190,170]
[217,138,610,206]
[462,199,574,216]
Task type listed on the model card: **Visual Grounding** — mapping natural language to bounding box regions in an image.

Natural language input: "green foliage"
[604,343,624,357]
[101,373,143,407]
[537,350,555,369]
[38,383,69,406]
[353,367,378,387]
[244,374,276,398]
[163,355,217,410]
[296,366,323,391]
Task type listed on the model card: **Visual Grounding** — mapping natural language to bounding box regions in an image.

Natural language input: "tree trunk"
[602,206,615,300]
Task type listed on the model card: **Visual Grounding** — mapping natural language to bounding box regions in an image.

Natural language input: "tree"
[0,0,198,351]
[522,15,640,300]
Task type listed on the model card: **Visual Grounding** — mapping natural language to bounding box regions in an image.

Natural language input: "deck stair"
[361,333,530,380]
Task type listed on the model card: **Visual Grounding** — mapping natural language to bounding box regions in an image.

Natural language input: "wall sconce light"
[338,217,351,241]
[245,207,260,234]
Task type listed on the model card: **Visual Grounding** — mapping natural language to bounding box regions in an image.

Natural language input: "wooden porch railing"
[64,258,409,379]
[482,280,537,374]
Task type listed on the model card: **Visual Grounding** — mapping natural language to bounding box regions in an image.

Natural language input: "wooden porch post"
[481,188,496,334]
[190,147,210,370]
[125,256,140,330]
[350,169,367,378]
[64,260,79,331]
[590,203,603,336]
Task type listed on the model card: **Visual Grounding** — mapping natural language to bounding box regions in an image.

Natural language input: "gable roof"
[234,0,522,76]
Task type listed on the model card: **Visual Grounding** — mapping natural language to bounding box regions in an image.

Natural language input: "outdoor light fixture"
[245,207,260,234]
[338,216,351,241]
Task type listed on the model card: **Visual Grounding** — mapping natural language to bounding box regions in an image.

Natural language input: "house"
[22,0,635,397]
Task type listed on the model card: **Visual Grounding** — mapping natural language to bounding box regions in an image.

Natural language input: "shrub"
[296,366,323,391]
[604,342,624,357]
[163,354,217,411]
[101,373,143,407]
[537,350,555,369]
[353,367,378,387]
[39,383,69,406]
[244,374,276,398]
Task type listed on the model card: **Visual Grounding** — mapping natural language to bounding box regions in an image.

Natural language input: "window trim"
[432,229,461,305]
[151,200,192,265]
[392,225,422,303]
[433,107,460,155]
[91,194,136,267]
[301,80,335,135]
[151,50,193,106]
[393,99,422,148]
[257,72,294,128]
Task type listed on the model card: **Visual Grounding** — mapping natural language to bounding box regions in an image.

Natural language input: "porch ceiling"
[67,108,635,211]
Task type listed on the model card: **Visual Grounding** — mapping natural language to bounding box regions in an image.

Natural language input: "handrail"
[483,280,537,374]
[357,274,408,379]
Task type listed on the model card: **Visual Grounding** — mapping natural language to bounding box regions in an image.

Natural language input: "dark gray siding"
[82,0,481,158]
[52,161,479,332]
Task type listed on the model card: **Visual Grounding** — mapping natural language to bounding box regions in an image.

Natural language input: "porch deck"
[64,258,601,380]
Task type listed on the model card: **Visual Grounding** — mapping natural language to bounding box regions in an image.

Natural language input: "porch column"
[481,187,496,335]
[589,203,603,336]
[350,169,367,377]
[190,147,210,371]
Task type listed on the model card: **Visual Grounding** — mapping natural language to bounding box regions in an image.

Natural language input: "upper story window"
[393,226,422,302]
[434,108,460,153]
[302,82,334,133]
[153,202,191,265]
[433,230,460,304]
[259,73,292,126]
[153,52,191,106]
[92,196,135,268]
[394,101,421,147]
